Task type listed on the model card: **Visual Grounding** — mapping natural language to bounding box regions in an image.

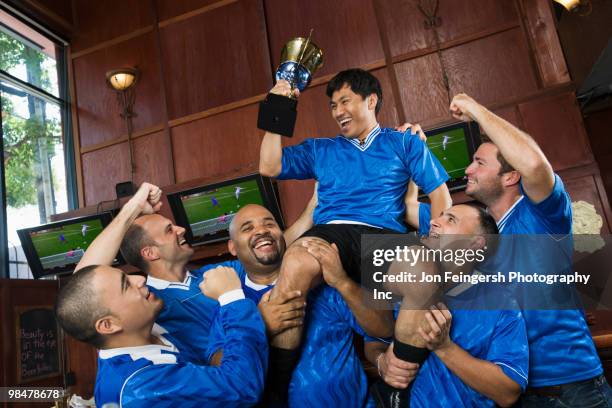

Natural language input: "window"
[0,6,76,278]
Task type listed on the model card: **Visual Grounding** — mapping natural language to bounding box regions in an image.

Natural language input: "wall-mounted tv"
[17,212,123,279]
[424,121,481,192]
[167,173,284,246]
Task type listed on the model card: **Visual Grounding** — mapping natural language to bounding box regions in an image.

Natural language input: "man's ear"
[141,245,159,262]
[367,93,378,112]
[470,235,486,251]
[227,240,238,257]
[95,315,122,336]
[502,170,521,188]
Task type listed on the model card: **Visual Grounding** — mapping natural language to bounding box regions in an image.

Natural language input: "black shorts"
[301,224,399,283]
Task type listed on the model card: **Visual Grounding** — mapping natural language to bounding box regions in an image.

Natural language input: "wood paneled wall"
[68,0,611,229]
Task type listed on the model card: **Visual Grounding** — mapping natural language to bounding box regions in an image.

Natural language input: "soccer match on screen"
[181,179,264,238]
[30,219,104,270]
[426,127,471,180]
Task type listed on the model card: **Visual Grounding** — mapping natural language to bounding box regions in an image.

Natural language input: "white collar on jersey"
[494,196,525,233]
[245,274,276,291]
[98,324,178,364]
[343,124,381,151]
[146,271,193,291]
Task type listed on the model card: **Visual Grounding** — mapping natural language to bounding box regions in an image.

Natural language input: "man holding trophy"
[258,36,453,406]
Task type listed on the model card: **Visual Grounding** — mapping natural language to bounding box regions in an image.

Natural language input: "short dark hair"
[121,224,154,273]
[479,135,515,174]
[326,69,383,115]
[466,203,499,256]
[55,265,110,348]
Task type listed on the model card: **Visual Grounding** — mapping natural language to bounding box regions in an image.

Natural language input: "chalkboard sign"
[15,307,61,383]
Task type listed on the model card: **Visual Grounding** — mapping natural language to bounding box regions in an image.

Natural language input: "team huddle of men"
[55,69,612,407]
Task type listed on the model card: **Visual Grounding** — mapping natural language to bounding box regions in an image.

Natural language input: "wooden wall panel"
[133,131,175,188]
[82,144,130,206]
[520,0,570,87]
[519,93,593,171]
[160,0,271,120]
[377,0,518,57]
[34,0,73,25]
[264,0,385,79]
[73,32,163,148]
[444,29,539,106]
[557,0,612,86]
[72,0,154,52]
[171,104,261,182]
[394,54,449,125]
[156,0,219,21]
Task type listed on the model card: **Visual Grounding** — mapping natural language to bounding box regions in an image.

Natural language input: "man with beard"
[414,93,612,406]
[259,68,451,392]
[202,204,394,407]
[75,182,316,367]
[66,185,267,407]
[366,203,528,407]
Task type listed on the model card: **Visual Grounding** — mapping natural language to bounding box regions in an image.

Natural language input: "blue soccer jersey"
[146,268,220,364]
[410,300,529,407]
[94,296,267,407]
[201,260,376,408]
[277,125,448,233]
[419,175,603,386]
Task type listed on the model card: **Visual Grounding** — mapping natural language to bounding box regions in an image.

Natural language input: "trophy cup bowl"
[275,37,324,92]
[257,36,324,137]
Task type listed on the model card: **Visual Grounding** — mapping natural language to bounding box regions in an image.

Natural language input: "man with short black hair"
[76,182,315,368]
[259,69,452,390]
[367,203,528,407]
[61,186,268,406]
[416,93,612,406]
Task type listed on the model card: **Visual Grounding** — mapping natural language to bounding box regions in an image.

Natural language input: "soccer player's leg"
[373,257,440,407]
[269,235,323,349]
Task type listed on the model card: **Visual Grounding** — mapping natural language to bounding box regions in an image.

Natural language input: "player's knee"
[280,242,321,285]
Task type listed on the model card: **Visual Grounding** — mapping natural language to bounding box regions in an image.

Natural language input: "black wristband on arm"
[392,336,430,365]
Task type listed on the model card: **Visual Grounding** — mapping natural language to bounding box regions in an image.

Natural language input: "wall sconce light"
[105,67,139,184]
[553,0,592,15]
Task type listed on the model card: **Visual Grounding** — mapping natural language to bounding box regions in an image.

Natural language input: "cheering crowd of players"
[55,69,612,407]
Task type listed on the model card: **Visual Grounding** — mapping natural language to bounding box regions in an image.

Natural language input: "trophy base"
[257,93,298,137]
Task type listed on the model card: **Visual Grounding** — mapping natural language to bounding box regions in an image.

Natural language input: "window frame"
[0,4,76,279]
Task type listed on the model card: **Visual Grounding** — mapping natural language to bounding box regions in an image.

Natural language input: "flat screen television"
[167,173,284,246]
[17,212,123,279]
[424,121,481,192]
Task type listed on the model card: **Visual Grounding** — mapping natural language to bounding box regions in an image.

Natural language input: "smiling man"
[58,264,267,407]
[258,69,452,392]
[367,203,528,408]
[74,182,315,369]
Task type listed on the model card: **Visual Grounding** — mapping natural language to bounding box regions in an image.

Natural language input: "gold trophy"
[257,32,323,137]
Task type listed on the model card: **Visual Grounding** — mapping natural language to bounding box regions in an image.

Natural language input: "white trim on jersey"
[146,271,193,291]
[494,361,528,383]
[496,196,524,233]
[343,124,382,152]
[244,274,276,291]
[99,324,178,364]
[326,220,382,228]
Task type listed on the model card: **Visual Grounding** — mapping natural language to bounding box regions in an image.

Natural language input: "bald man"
[76,182,317,365]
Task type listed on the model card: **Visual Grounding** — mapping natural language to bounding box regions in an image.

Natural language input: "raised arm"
[283,182,317,246]
[75,183,162,272]
[259,80,299,177]
[450,93,554,203]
